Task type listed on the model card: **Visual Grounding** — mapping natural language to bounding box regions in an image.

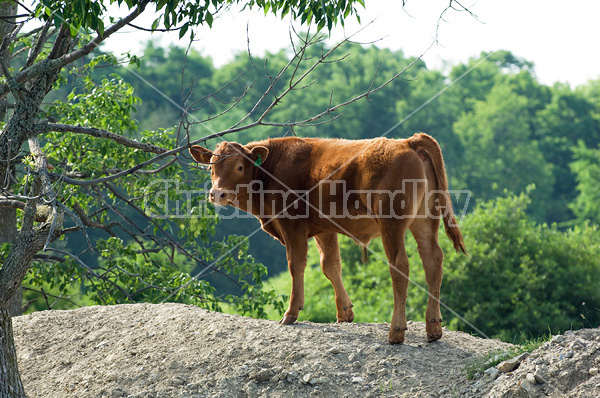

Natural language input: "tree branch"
[0,23,25,102]
[0,199,25,210]
[127,22,182,32]
[22,18,53,71]
[45,248,135,302]
[34,123,169,154]
[72,201,115,232]
[40,22,430,188]
[102,182,241,286]
[0,0,149,100]
[21,286,80,310]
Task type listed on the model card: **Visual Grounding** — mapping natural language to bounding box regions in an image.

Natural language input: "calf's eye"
[238,165,243,172]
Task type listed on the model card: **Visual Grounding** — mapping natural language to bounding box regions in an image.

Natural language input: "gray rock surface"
[11,303,600,398]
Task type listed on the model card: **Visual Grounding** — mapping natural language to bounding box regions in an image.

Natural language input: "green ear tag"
[254,155,262,167]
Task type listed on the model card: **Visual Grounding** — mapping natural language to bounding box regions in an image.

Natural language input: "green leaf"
[69,23,79,37]
[179,22,189,39]
[317,19,325,32]
[97,19,105,37]
[156,0,169,11]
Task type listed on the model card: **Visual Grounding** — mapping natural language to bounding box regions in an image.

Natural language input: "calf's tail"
[407,133,467,255]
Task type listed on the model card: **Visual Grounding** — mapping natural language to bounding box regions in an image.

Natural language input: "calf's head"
[189,142,269,206]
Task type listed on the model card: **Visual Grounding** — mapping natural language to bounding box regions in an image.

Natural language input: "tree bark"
[0,307,26,398]
[6,288,22,317]
[0,207,23,316]
[0,202,61,398]
[0,0,23,317]
[0,0,23,318]
[0,0,26,393]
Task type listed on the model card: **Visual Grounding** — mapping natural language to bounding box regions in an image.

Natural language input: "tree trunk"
[7,288,23,317]
[0,307,26,398]
[0,207,23,317]
[0,1,26,394]
[0,0,23,318]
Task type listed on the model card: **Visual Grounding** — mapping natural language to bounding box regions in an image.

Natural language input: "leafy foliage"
[247,0,365,31]
[21,64,285,318]
[569,142,600,225]
[452,84,554,221]
[0,0,380,326]
[442,190,600,342]
[33,0,364,39]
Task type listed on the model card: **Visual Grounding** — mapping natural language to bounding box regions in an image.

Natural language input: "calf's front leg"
[280,236,308,325]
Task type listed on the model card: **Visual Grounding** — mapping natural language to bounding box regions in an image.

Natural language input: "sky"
[106,0,600,88]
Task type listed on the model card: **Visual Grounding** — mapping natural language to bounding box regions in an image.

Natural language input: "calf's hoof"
[426,332,442,343]
[279,315,298,325]
[426,318,443,342]
[388,326,407,345]
[336,314,354,323]
[336,307,354,323]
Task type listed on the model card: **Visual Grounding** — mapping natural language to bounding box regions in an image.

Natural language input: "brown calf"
[190,133,466,343]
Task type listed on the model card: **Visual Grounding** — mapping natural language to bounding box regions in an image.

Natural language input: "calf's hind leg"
[314,233,354,322]
[380,220,411,344]
[410,217,444,342]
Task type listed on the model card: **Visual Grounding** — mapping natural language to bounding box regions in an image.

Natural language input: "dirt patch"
[11,303,599,397]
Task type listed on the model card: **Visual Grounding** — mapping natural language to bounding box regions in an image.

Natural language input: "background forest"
[21,40,600,343]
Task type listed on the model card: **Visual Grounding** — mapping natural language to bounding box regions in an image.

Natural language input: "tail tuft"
[361,246,369,265]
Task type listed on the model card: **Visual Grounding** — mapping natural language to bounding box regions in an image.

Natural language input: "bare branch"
[34,123,169,154]
[22,18,53,70]
[21,286,80,309]
[251,27,370,126]
[105,157,178,175]
[126,22,182,32]
[45,248,135,301]
[72,201,114,231]
[436,0,482,41]
[228,34,312,130]
[246,22,274,81]
[0,23,24,102]
[28,137,63,250]
[254,34,434,129]
[184,83,253,129]
[0,14,29,20]
[59,201,95,250]
[11,0,35,15]
[103,182,241,286]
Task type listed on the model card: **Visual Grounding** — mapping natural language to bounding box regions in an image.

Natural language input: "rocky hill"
[11,303,600,397]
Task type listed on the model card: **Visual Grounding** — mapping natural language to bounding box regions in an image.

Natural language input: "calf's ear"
[250,146,269,166]
[189,145,213,163]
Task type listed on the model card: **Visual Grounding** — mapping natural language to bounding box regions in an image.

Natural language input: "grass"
[378,380,392,394]
[465,332,553,379]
